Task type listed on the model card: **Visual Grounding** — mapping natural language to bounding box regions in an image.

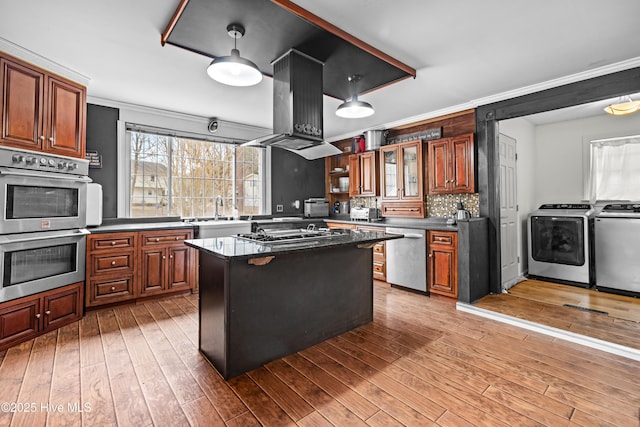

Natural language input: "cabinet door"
[359,151,377,196]
[140,248,166,295]
[42,283,82,333]
[348,154,360,196]
[450,134,475,193]
[380,146,399,200]
[428,139,449,194]
[0,297,40,349]
[400,141,423,200]
[167,246,192,291]
[0,57,45,150]
[46,77,86,158]
[428,231,458,298]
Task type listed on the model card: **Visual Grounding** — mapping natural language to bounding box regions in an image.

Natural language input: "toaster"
[350,207,378,221]
[304,198,329,218]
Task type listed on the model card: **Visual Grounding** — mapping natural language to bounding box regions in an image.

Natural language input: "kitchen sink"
[189,219,252,238]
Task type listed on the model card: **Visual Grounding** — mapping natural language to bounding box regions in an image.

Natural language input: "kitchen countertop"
[185,229,400,260]
[323,217,485,231]
[87,219,193,234]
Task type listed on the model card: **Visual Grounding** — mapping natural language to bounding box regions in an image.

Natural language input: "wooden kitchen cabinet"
[380,140,426,217]
[86,229,194,308]
[86,232,136,307]
[325,140,351,213]
[427,230,458,298]
[138,229,195,297]
[427,133,475,194]
[0,282,83,351]
[348,151,379,197]
[0,52,86,158]
[356,225,386,282]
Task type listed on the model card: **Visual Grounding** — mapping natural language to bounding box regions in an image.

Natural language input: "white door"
[499,133,519,289]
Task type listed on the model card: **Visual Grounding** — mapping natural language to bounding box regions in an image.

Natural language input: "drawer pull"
[155,238,160,242]
[45,310,51,315]
[35,313,41,319]
[111,286,116,291]
[175,236,180,240]
[111,261,116,266]
[162,255,166,260]
[111,241,116,246]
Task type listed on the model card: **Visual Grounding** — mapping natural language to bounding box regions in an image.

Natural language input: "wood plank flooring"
[475,280,640,350]
[1,284,639,426]
[508,279,640,323]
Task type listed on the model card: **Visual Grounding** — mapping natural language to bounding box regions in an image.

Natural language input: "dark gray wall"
[86,104,119,218]
[271,148,325,215]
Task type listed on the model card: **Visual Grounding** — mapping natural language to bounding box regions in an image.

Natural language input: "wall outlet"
[276,204,284,212]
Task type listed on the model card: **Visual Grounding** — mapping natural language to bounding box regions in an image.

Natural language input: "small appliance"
[350,207,378,221]
[304,198,329,218]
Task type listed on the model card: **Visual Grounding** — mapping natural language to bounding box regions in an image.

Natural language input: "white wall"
[533,113,640,206]
[499,118,536,277]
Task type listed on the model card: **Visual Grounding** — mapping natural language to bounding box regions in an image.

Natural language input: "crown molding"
[0,37,91,86]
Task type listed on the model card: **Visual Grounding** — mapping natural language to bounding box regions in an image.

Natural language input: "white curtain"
[587,135,640,203]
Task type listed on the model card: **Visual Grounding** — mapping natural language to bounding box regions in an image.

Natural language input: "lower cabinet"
[0,282,83,351]
[86,228,195,308]
[427,230,458,298]
[326,222,386,282]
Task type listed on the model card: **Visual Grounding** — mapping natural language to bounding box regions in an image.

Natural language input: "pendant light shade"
[336,95,375,118]
[604,95,640,116]
[336,75,374,118]
[207,24,262,87]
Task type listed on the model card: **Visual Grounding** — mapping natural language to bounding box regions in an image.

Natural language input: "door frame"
[476,66,640,295]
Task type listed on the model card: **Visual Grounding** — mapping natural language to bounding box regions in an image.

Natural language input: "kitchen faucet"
[214,195,223,220]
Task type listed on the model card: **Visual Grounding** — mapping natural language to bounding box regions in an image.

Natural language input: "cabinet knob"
[175,236,180,240]
[111,241,116,246]
[428,253,433,258]
[39,135,45,141]
[45,310,51,315]
[155,238,160,242]
[35,313,41,319]
[111,286,116,291]
[111,261,116,266]
[48,137,54,142]
[169,255,173,259]
[162,255,166,259]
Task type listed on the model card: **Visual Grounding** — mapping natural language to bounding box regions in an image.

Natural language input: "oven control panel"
[0,147,88,175]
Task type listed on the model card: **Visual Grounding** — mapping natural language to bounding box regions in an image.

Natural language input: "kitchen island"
[185,228,399,379]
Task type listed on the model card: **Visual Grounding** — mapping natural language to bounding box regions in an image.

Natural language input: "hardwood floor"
[1,284,640,426]
[475,279,640,350]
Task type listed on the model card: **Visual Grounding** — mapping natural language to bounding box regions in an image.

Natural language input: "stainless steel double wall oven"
[0,146,90,303]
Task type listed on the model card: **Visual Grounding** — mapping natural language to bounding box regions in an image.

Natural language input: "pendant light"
[604,95,640,116]
[336,75,374,118]
[206,24,263,87]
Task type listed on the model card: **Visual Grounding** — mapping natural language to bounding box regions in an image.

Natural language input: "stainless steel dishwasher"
[595,203,640,297]
[385,227,427,292]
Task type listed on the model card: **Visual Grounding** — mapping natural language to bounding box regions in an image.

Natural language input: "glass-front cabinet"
[380,140,423,202]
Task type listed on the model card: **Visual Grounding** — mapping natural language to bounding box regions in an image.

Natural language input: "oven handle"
[0,229,90,244]
[0,167,92,183]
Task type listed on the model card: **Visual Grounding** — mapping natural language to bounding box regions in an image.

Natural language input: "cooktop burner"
[236,228,349,245]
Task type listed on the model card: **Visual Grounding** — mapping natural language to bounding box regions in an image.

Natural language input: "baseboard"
[456,302,640,362]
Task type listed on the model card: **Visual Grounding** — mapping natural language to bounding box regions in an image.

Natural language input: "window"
[587,135,640,202]
[127,128,265,218]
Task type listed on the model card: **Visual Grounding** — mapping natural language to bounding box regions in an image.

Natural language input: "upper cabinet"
[1,53,86,158]
[380,140,425,218]
[349,151,379,197]
[427,133,475,194]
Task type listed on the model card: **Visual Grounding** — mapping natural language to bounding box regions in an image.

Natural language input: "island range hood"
[242,49,341,160]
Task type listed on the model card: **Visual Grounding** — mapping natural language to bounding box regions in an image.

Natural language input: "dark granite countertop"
[323,217,480,232]
[185,229,400,260]
[88,217,193,234]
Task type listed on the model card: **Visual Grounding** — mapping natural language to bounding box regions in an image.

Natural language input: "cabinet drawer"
[373,260,385,274]
[87,277,135,307]
[140,230,193,246]
[90,252,134,275]
[373,242,385,255]
[429,231,456,246]
[381,202,425,218]
[89,233,135,251]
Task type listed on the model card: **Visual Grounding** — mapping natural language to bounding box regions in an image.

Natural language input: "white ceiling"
[1,0,640,139]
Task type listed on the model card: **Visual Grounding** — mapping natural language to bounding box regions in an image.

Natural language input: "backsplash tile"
[426,193,479,218]
[350,193,479,218]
